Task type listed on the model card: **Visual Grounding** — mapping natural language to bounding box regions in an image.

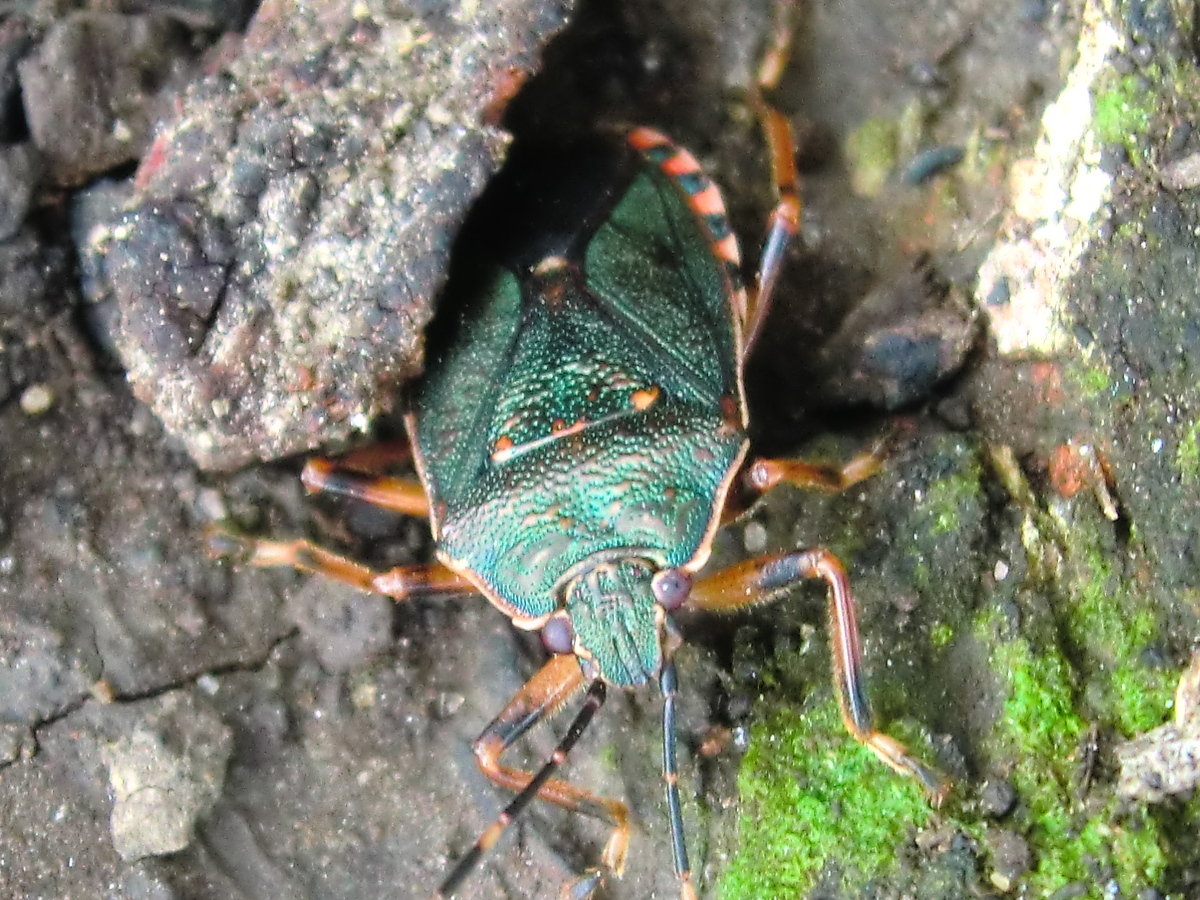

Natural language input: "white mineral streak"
[975,3,1123,358]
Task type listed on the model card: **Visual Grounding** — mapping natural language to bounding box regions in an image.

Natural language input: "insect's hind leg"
[690,548,949,803]
[437,654,632,899]
[205,529,475,602]
[301,438,430,518]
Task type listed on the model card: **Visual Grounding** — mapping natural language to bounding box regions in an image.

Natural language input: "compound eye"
[652,568,691,611]
[540,613,575,655]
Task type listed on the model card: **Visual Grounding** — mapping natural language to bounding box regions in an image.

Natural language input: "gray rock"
[0,144,40,241]
[39,689,233,860]
[105,0,575,470]
[18,11,193,187]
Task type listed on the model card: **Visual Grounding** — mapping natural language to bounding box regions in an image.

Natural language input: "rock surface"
[105,0,574,470]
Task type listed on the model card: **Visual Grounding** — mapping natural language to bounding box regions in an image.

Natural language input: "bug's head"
[548,557,691,688]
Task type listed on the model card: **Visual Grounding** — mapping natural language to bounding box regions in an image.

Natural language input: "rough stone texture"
[0,16,33,141]
[35,690,234,860]
[105,0,574,470]
[18,11,193,187]
[0,143,39,241]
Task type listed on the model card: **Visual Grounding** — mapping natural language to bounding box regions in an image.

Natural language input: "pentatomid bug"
[210,8,947,898]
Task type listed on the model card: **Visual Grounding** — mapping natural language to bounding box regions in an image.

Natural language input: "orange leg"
[691,548,948,803]
[301,440,430,518]
[744,427,895,495]
[743,0,802,354]
[206,529,474,601]
[436,655,631,899]
[309,438,415,475]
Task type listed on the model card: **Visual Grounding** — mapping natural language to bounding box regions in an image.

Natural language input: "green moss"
[1066,544,1174,736]
[924,469,977,536]
[1175,419,1200,486]
[972,610,1169,897]
[1065,360,1114,403]
[596,741,618,772]
[930,621,955,650]
[718,698,933,900]
[1093,72,1156,164]
[845,117,897,197]
[1110,664,1178,734]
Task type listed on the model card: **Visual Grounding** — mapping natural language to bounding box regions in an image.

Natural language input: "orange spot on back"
[492,434,514,461]
[630,386,660,410]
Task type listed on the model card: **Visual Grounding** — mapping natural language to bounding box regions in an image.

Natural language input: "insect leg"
[439,654,632,899]
[739,424,907,499]
[307,438,415,474]
[690,549,949,803]
[206,529,474,601]
[743,0,801,354]
[660,660,699,900]
[301,446,430,517]
[743,447,884,495]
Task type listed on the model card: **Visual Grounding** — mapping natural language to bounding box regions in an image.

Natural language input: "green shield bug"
[210,8,947,898]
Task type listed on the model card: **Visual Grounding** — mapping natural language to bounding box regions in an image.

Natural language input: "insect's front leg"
[208,436,465,598]
[742,427,898,496]
[690,548,949,803]
[743,0,802,353]
[437,654,631,900]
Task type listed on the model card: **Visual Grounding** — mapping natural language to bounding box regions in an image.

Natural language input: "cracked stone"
[39,688,232,861]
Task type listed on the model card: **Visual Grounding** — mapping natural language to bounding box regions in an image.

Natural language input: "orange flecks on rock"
[1030,361,1064,405]
[1049,443,1086,498]
[1048,440,1120,520]
[482,66,530,127]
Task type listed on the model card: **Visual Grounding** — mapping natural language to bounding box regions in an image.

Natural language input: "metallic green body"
[409,138,748,643]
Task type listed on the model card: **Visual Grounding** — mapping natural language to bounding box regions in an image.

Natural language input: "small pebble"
[1159,150,1200,190]
[19,383,54,415]
[195,488,228,523]
[986,827,1032,889]
[1049,883,1089,900]
[350,679,377,710]
[742,520,768,554]
[979,778,1018,817]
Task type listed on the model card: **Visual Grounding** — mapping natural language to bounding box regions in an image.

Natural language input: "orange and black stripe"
[626,128,747,323]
